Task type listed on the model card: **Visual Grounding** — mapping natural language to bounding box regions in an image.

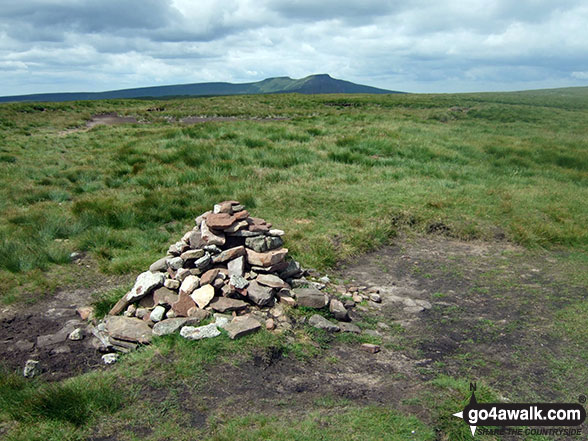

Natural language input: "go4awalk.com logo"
[452,383,586,437]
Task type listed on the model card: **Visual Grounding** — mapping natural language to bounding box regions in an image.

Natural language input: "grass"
[0,91,587,302]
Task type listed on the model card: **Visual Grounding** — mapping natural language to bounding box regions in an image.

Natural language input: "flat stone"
[201,221,226,246]
[279,260,302,279]
[181,249,205,261]
[369,293,382,303]
[249,224,270,233]
[246,248,288,267]
[68,328,83,341]
[195,253,212,269]
[278,295,296,306]
[214,201,234,214]
[329,299,350,321]
[180,323,221,340]
[360,343,381,354]
[190,284,215,309]
[180,275,200,295]
[126,271,165,303]
[224,220,248,233]
[224,316,262,339]
[227,229,261,237]
[76,306,94,321]
[188,230,207,249]
[268,229,285,236]
[209,297,249,313]
[308,314,340,332]
[138,293,155,309]
[256,274,289,289]
[171,292,197,317]
[245,235,267,252]
[153,287,179,306]
[36,320,81,348]
[212,245,246,264]
[230,274,249,290]
[149,306,166,323]
[232,210,248,221]
[339,322,361,334]
[293,287,329,308]
[187,307,210,321]
[23,360,40,378]
[104,316,152,344]
[206,213,237,230]
[149,257,168,272]
[247,280,274,306]
[200,268,219,286]
[250,261,289,274]
[152,318,188,336]
[227,256,245,277]
[175,268,191,282]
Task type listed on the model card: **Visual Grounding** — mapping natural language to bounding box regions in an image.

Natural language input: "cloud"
[0,0,587,95]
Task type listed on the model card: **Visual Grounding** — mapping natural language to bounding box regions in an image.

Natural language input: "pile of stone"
[95,201,353,357]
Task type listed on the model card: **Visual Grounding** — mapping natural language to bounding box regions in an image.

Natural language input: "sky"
[1,0,587,96]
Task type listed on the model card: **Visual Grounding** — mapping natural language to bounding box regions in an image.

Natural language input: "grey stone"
[224,316,262,339]
[104,316,153,344]
[256,274,288,289]
[195,253,212,269]
[180,323,221,340]
[279,259,302,279]
[175,268,191,282]
[15,339,34,351]
[265,236,283,251]
[126,271,165,303]
[209,297,249,313]
[150,305,166,323]
[339,322,361,334]
[68,328,84,341]
[245,235,267,252]
[230,274,249,290]
[227,229,262,237]
[152,318,188,336]
[102,353,118,364]
[247,280,274,306]
[167,257,184,270]
[201,221,226,246]
[23,360,40,378]
[149,257,168,272]
[180,249,205,261]
[227,256,245,277]
[369,293,382,303]
[319,276,331,284]
[293,287,329,308]
[308,314,340,332]
[268,229,285,236]
[212,246,246,264]
[203,244,222,254]
[329,299,350,321]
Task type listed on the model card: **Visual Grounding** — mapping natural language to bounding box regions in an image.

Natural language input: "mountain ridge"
[0,74,400,103]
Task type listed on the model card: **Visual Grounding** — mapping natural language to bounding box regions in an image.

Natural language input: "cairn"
[95,201,347,354]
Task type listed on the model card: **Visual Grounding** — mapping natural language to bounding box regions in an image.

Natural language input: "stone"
[329,299,350,321]
[268,229,285,236]
[126,271,165,303]
[246,248,288,267]
[36,320,81,348]
[15,339,34,351]
[245,235,267,252]
[200,268,220,286]
[233,209,249,220]
[212,245,246,264]
[265,236,283,251]
[180,323,221,340]
[256,274,289,289]
[278,295,296,306]
[360,343,381,354]
[227,229,261,237]
[68,328,84,341]
[23,360,40,378]
[247,281,274,306]
[352,294,363,303]
[77,306,94,321]
[213,278,225,289]
[181,249,205,261]
[153,287,179,306]
[266,318,275,330]
[187,307,210,321]
[204,244,222,254]
[206,213,236,230]
[214,201,234,214]
[190,284,215,309]
[293,287,329,308]
[180,275,200,295]
[175,268,191,282]
[279,259,302,279]
[149,257,168,272]
[369,293,382,303]
[195,253,212,269]
[201,221,226,246]
[209,297,249,313]
[105,316,153,344]
[339,322,361,334]
[195,211,211,228]
[319,276,331,284]
[224,316,262,339]
[167,257,184,270]
[308,314,340,332]
[152,318,188,336]
[124,304,137,317]
[150,305,166,323]
[135,308,150,319]
[227,256,245,277]
[250,261,289,274]
[230,274,249,290]
[102,353,118,364]
[138,294,155,309]
[344,300,355,308]
[188,230,207,249]
[224,220,248,233]
[109,294,131,316]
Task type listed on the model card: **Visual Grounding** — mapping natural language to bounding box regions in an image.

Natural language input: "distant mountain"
[0,74,400,103]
